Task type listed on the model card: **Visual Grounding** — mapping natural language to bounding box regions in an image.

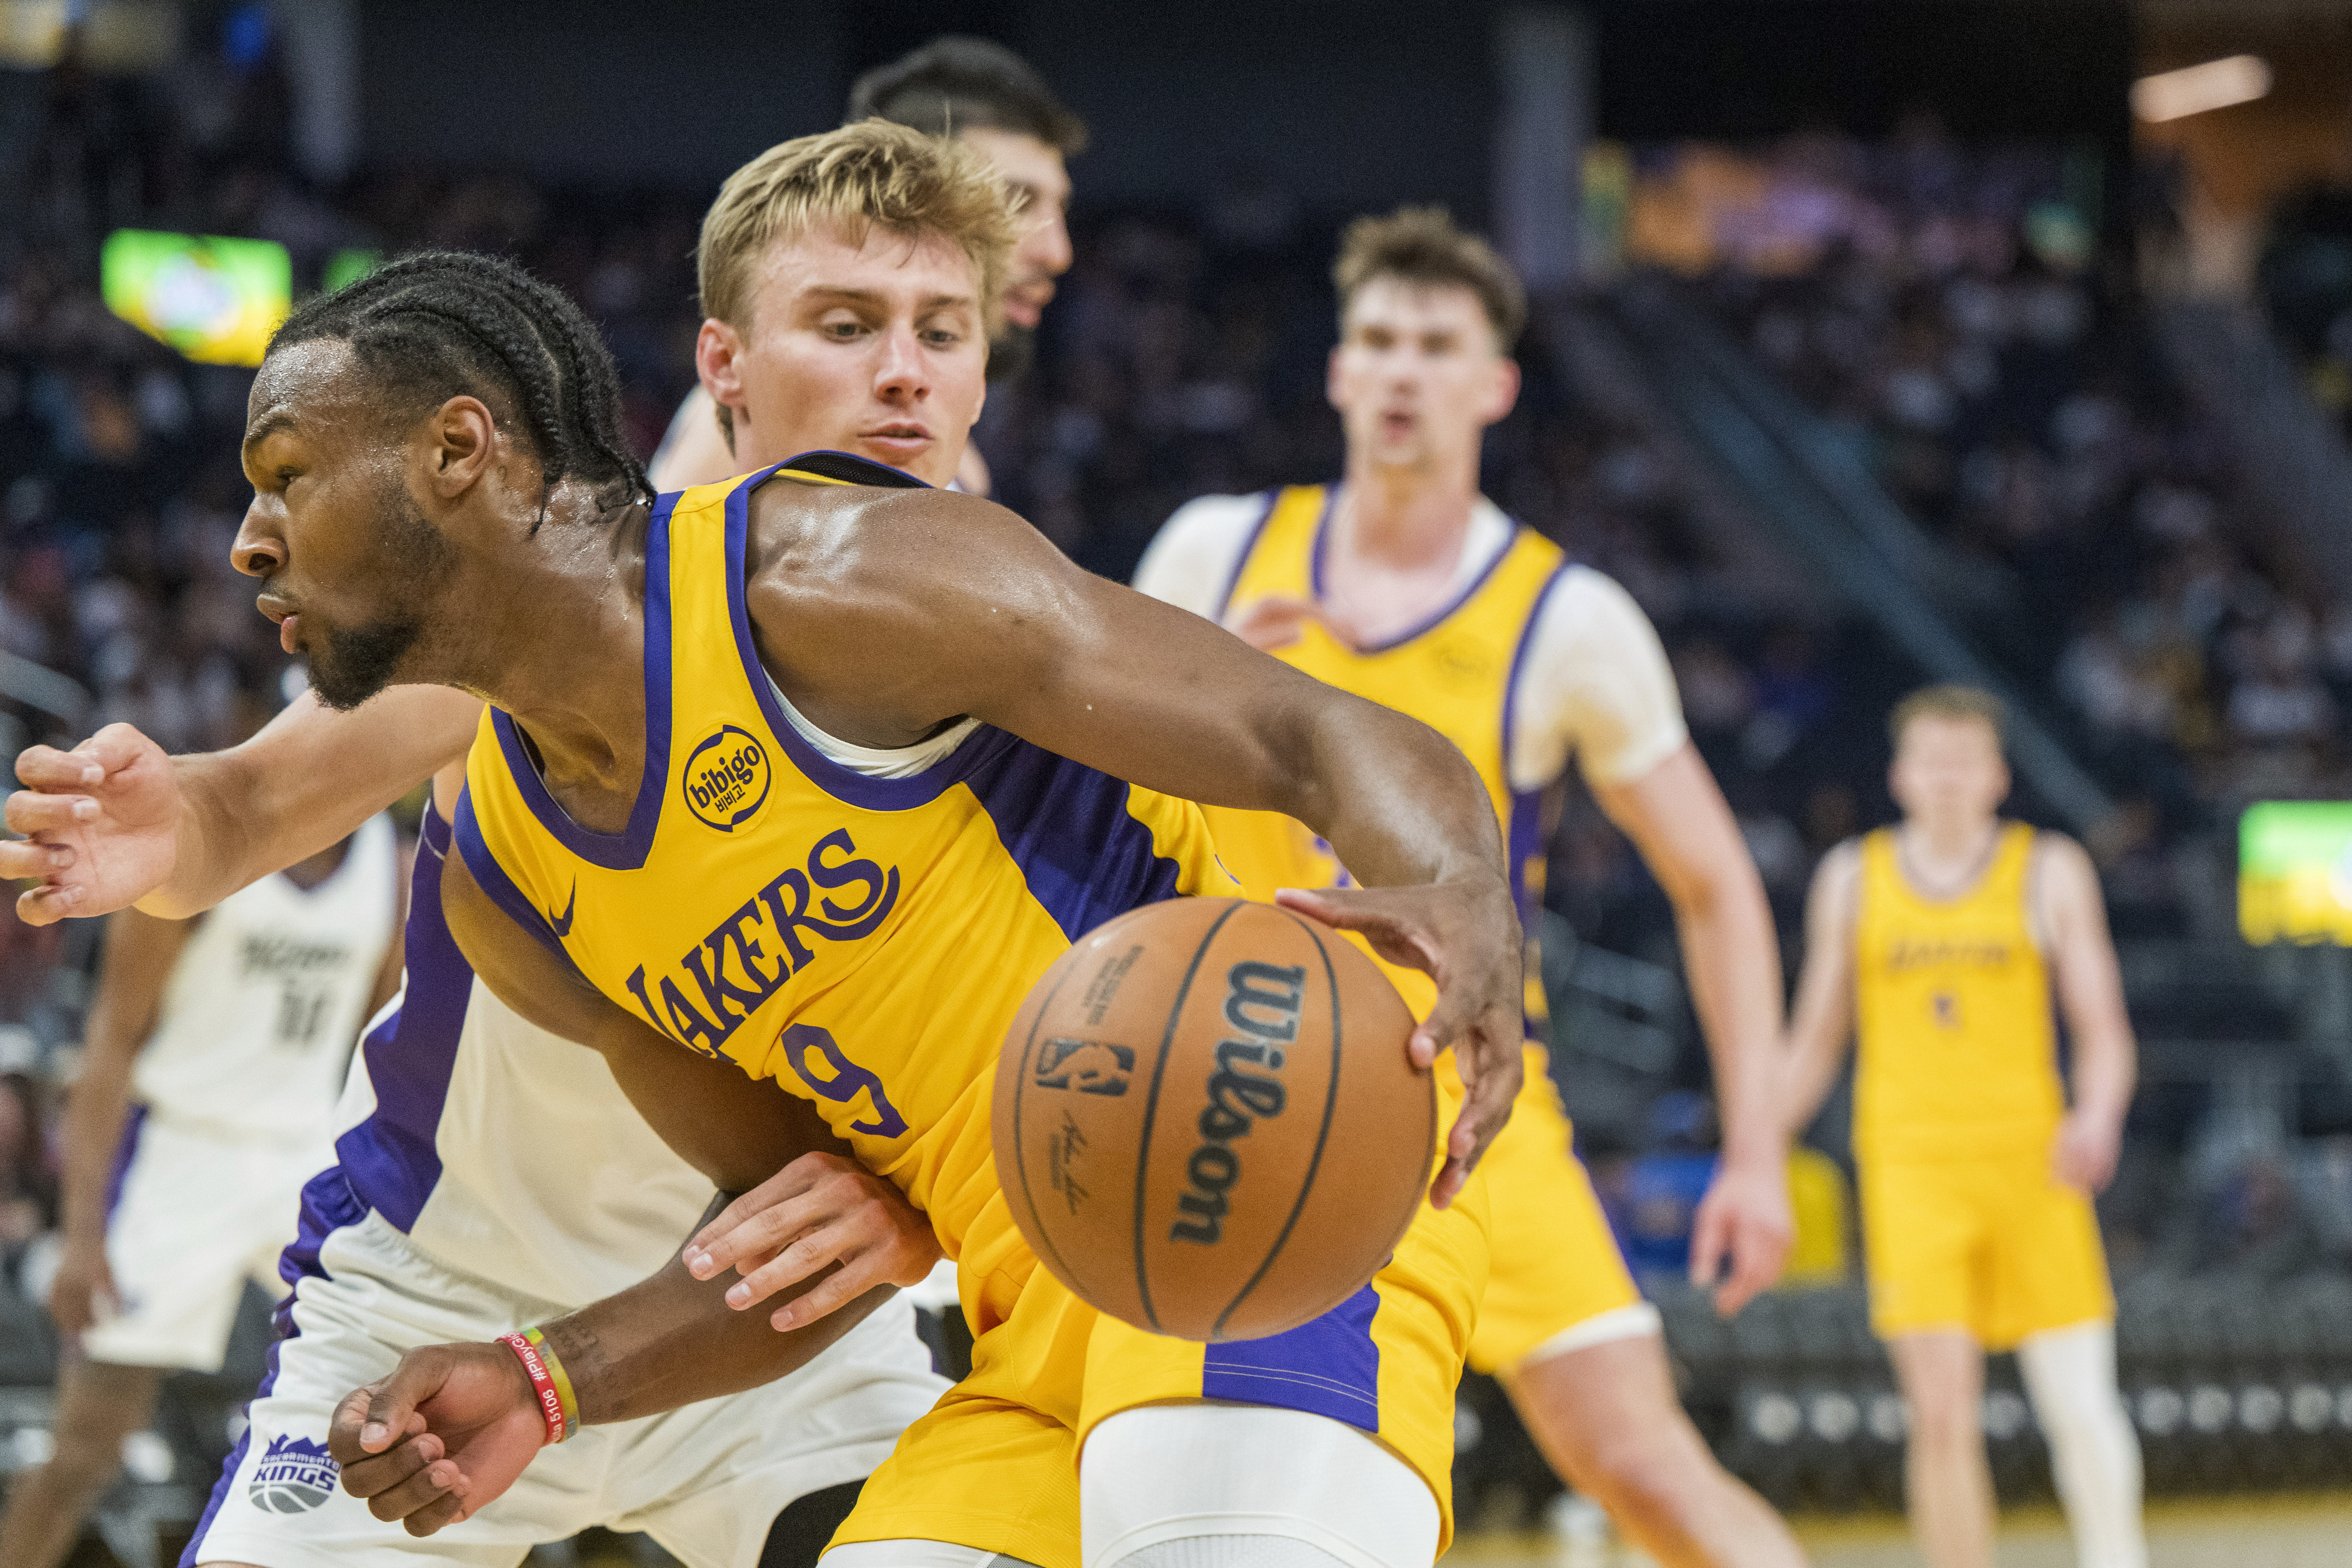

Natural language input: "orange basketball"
[992,897,1434,1342]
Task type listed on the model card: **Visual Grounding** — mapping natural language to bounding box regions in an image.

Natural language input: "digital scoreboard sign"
[2239,802,2352,945]
[101,229,291,367]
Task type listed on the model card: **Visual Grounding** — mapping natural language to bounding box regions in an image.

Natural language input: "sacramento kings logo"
[248,1433,339,1513]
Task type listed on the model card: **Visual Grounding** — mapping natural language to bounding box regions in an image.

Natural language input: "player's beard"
[303,484,458,712]
[987,322,1036,384]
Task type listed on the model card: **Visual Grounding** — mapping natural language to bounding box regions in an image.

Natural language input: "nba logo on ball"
[247,1434,339,1513]
[683,724,771,831]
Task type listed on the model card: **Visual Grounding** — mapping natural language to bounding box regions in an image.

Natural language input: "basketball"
[991,896,1434,1343]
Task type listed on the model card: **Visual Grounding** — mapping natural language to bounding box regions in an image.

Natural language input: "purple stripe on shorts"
[335,803,476,1231]
[1200,1283,1382,1431]
[102,1102,147,1223]
[183,1164,360,1565]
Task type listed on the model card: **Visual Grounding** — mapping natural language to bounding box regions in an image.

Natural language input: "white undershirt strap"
[767,671,979,779]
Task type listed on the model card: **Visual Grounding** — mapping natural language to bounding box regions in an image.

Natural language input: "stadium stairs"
[1578,274,2111,835]
[2153,298,2352,607]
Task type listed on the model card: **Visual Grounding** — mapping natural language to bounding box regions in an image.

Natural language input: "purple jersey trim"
[960,738,1188,943]
[1311,495,1523,655]
[101,1102,147,1223]
[486,490,681,871]
[183,1164,360,1566]
[1210,489,1286,623]
[721,463,1026,813]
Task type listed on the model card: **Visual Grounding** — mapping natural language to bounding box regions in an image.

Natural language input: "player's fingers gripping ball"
[992,897,1434,1341]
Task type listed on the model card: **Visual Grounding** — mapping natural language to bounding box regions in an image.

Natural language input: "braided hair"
[269,250,654,528]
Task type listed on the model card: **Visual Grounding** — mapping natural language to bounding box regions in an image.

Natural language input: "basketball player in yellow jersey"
[194,125,1517,1568]
[1782,688,2145,1568]
[652,36,1078,496]
[1135,208,1803,1568]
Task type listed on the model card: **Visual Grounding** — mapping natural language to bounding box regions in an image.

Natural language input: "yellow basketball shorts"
[831,1090,1492,1566]
[1436,1044,1645,1375]
[1859,1150,2113,1350]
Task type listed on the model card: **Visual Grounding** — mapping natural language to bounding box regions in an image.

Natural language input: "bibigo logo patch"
[248,1433,339,1513]
[682,724,772,832]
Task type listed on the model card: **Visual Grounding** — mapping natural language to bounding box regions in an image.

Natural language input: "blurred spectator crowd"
[1659,132,2352,950]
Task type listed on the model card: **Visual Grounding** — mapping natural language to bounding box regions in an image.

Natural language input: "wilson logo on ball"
[1171,960,1303,1245]
[246,1434,339,1514]
[682,724,771,832]
[1034,1037,1135,1096]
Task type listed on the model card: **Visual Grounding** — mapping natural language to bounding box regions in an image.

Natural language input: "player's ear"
[698,318,749,424]
[1482,354,1523,425]
[423,395,501,499]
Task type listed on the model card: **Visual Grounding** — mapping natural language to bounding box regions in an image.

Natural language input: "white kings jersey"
[315,804,726,1305]
[133,814,400,1145]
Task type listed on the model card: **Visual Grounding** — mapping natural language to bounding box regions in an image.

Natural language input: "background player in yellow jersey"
[1134,208,1803,1568]
[652,35,1078,497]
[1782,687,2145,1568]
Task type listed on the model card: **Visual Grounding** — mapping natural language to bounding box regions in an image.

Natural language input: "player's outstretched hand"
[3,724,180,925]
[1688,1157,1794,1318]
[681,1150,940,1331]
[1274,880,1524,1209]
[1223,595,1341,654]
[328,1343,545,1537]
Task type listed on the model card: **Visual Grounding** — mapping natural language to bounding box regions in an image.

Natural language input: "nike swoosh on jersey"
[549,880,578,938]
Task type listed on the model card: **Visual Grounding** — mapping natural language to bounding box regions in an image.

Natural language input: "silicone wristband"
[521,1326,580,1439]
[495,1331,575,1445]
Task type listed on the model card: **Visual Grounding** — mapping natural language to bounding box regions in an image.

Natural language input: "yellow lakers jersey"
[454,456,1230,1330]
[1201,484,1566,1030]
[1852,823,2064,1161]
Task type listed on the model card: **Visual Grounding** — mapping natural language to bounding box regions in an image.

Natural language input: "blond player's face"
[1889,715,2010,828]
[698,224,987,486]
[1327,279,1518,474]
[957,127,1073,332]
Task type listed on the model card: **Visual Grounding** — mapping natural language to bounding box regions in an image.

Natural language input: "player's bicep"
[955,566,1373,814]
[2040,837,2129,1035]
[832,500,1367,815]
[438,846,618,1045]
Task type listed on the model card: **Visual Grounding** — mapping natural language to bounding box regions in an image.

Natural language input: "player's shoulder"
[2022,825,2097,887]
[1156,490,1278,552]
[1134,490,1282,610]
[1548,561,1650,621]
[1526,561,1667,663]
[1814,836,1868,895]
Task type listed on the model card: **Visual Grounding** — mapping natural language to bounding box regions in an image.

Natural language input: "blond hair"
[1889,684,2007,747]
[698,120,1020,438]
[1333,206,1527,351]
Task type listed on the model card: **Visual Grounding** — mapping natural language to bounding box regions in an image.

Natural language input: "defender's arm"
[4,687,480,923]
[2038,835,2135,1193]
[761,488,1523,1204]
[1781,842,1864,1140]
[329,846,931,1537]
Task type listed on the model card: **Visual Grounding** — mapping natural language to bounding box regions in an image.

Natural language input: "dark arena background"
[6,0,2352,1563]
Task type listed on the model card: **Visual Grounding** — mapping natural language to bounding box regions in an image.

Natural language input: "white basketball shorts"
[185,1195,947,1568]
[83,1110,324,1372]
